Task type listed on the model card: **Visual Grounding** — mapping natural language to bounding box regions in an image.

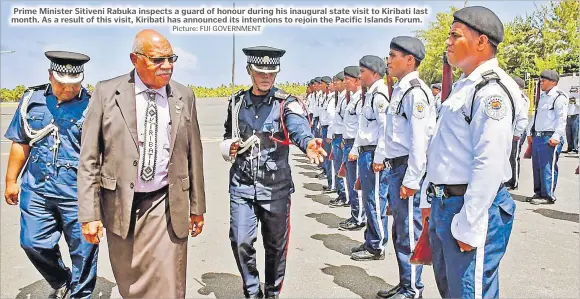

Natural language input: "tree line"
[1,0,577,102]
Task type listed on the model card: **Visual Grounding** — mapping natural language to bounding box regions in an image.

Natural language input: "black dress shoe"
[376,284,401,299]
[48,283,69,299]
[339,219,365,231]
[530,197,555,205]
[329,199,349,208]
[351,243,365,253]
[351,249,385,261]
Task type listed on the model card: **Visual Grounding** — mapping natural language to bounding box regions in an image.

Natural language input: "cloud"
[173,47,198,71]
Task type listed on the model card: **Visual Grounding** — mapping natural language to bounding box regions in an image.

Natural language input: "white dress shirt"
[328,90,347,136]
[312,91,322,118]
[385,71,435,190]
[513,91,530,137]
[343,89,362,140]
[319,92,333,126]
[526,86,568,140]
[350,78,389,164]
[423,58,521,248]
[567,95,579,116]
[134,73,171,192]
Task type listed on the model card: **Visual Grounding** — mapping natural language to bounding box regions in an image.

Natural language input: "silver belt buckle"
[384,160,392,169]
[434,185,444,198]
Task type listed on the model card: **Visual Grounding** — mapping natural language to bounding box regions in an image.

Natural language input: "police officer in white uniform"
[420,6,520,298]
[319,76,335,191]
[377,36,434,299]
[506,75,530,190]
[526,70,568,205]
[327,72,348,206]
[339,66,367,230]
[348,55,390,261]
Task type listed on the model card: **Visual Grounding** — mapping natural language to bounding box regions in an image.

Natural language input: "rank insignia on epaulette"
[274,89,290,100]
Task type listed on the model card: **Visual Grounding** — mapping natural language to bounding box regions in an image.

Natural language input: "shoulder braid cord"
[463,70,516,125]
[271,95,309,146]
[231,93,261,157]
[395,79,431,119]
[20,89,61,163]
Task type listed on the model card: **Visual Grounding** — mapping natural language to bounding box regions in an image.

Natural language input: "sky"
[0,0,548,89]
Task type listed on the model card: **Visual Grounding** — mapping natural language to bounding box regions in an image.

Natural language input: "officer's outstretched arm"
[78,82,104,223]
[284,100,315,153]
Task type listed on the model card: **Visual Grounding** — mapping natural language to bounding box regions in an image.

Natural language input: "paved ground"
[0,98,579,298]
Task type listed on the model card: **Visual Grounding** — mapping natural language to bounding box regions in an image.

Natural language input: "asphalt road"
[0,99,579,298]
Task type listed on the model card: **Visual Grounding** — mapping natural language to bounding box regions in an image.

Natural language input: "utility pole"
[231,1,236,95]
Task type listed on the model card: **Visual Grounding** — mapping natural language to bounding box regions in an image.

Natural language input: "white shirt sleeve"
[551,94,568,140]
[403,89,431,190]
[513,93,529,138]
[450,90,513,248]
[373,93,389,164]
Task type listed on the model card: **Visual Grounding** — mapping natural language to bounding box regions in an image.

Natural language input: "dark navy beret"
[321,76,332,84]
[359,55,386,76]
[453,6,504,46]
[540,70,559,82]
[430,83,442,90]
[335,71,345,81]
[344,66,361,78]
[314,77,322,83]
[511,76,525,89]
[390,36,426,61]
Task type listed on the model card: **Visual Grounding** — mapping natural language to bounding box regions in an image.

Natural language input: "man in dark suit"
[77,29,206,298]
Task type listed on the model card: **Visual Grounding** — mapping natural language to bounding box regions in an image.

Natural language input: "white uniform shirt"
[526,86,568,140]
[385,71,435,190]
[328,90,347,136]
[350,79,389,164]
[319,92,333,126]
[312,91,322,118]
[343,89,363,139]
[567,94,579,116]
[423,58,521,248]
[513,91,530,137]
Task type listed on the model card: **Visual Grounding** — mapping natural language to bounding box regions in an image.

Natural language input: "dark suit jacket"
[78,70,206,239]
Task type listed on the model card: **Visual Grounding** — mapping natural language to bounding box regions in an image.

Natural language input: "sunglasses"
[134,52,178,65]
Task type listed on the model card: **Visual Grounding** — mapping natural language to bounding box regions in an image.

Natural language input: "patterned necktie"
[141,90,158,181]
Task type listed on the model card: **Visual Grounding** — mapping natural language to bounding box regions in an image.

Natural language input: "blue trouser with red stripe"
[229,195,291,298]
[19,188,98,299]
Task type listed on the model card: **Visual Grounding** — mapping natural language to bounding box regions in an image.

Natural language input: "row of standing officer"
[304,5,547,299]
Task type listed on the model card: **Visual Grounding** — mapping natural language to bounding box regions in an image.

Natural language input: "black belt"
[384,155,409,169]
[533,131,554,137]
[428,183,504,199]
[568,114,579,118]
[343,138,355,145]
[135,185,169,198]
[321,125,329,129]
[333,134,343,139]
[359,145,376,153]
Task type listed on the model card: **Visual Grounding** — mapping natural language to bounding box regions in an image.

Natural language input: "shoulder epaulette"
[27,83,48,91]
[273,89,291,101]
[230,89,245,103]
[556,90,565,96]
[409,79,421,88]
